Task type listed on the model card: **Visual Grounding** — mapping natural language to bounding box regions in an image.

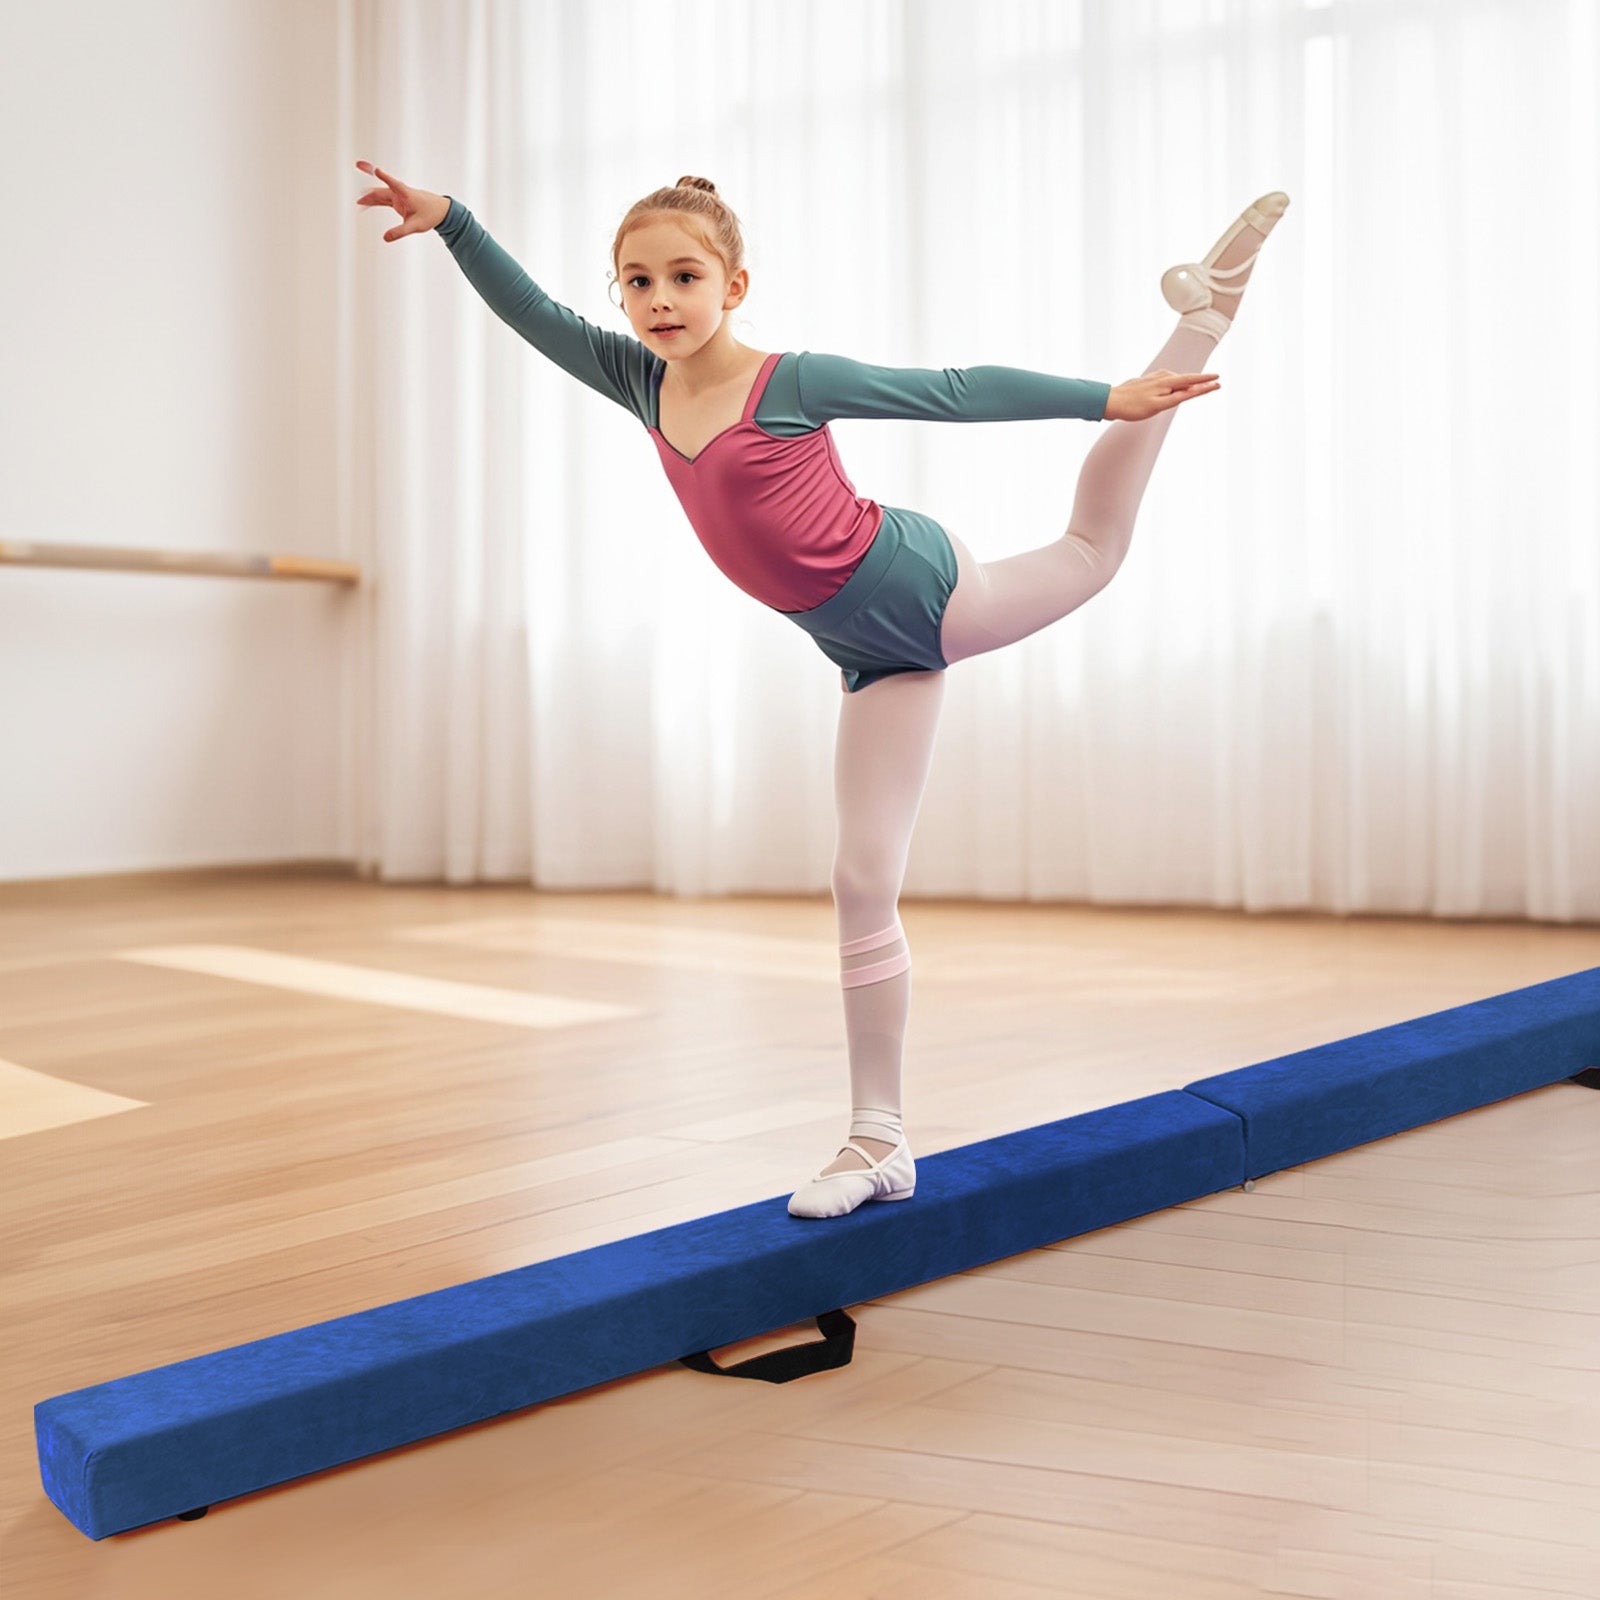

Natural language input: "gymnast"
[356,159,1289,1220]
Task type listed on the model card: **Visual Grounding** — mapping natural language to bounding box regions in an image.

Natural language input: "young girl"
[356,160,1288,1221]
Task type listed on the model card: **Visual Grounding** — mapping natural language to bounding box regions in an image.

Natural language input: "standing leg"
[940,195,1285,663]
[788,667,946,1219]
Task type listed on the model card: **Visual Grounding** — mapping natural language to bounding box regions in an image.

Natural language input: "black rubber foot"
[176,1506,209,1521]
[1570,1067,1600,1090]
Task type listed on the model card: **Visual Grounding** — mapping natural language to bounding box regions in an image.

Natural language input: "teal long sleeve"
[792,352,1111,427]
[434,196,657,420]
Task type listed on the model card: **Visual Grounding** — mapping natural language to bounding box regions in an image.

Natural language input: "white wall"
[0,0,351,882]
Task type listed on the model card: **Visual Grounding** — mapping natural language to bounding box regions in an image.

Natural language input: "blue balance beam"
[35,965,1600,1539]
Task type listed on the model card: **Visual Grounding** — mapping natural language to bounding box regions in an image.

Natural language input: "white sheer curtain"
[337,0,1600,920]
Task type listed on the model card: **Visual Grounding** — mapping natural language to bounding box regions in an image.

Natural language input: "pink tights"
[829,318,1220,1151]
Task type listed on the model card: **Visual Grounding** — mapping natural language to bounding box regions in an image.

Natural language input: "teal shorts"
[780,506,958,693]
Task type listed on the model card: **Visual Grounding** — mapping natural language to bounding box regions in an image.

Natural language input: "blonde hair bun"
[613,178,745,285]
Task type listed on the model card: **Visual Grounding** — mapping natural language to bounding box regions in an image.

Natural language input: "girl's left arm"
[792,351,1112,427]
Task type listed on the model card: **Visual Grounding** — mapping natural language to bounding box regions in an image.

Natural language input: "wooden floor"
[2,868,1597,1599]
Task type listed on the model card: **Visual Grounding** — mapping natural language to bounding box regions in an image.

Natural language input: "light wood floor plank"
[116,943,640,1027]
[0,1055,146,1139]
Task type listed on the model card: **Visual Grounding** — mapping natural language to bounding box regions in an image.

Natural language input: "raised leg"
[938,192,1287,664]
[939,317,1220,664]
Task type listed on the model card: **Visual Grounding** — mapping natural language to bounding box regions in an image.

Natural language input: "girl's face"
[618,219,746,359]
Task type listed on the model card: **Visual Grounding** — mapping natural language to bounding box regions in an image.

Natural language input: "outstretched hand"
[354,160,450,241]
[1104,369,1220,421]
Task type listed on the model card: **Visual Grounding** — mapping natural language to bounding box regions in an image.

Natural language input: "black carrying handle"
[678,1307,855,1383]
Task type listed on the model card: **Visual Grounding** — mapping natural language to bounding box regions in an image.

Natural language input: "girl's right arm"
[355,162,655,423]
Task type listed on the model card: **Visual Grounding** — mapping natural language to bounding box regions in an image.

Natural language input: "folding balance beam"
[36,965,1600,1539]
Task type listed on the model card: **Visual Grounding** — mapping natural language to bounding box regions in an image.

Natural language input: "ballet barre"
[0,540,361,586]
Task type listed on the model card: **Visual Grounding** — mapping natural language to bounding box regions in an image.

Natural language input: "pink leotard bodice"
[648,353,881,613]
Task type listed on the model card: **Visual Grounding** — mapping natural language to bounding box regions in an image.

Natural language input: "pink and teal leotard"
[436,197,1111,686]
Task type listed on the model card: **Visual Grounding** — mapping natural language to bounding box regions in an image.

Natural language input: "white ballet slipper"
[1161,191,1291,337]
[787,1133,916,1219]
